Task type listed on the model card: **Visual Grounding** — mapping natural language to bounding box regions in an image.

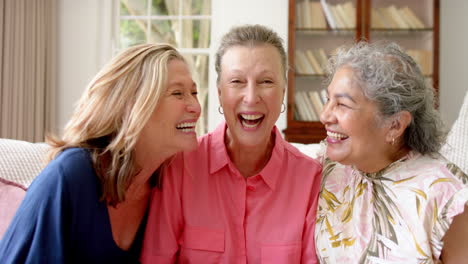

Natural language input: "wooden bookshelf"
[284,0,439,144]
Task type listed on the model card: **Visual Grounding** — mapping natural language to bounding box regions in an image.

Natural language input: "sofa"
[1,92,467,239]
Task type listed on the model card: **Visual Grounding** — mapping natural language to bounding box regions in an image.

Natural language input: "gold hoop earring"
[281,103,286,113]
[218,106,224,115]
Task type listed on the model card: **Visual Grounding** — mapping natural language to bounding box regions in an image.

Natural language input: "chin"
[326,148,348,164]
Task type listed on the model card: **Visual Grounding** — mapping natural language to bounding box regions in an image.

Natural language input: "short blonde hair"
[47,43,186,205]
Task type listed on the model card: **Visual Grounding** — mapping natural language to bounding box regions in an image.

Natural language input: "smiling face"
[138,59,201,157]
[320,66,394,172]
[218,44,285,149]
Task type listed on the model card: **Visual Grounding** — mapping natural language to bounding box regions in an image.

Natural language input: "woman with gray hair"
[315,41,468,263]
[141,24,322,263]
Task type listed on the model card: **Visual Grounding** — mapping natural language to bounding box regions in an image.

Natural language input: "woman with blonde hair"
[0,43,201,263]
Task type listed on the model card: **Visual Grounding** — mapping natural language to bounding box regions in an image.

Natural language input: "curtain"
[0,0,57,142]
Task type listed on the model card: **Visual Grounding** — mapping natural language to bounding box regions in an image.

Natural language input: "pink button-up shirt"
[141,123,321,264]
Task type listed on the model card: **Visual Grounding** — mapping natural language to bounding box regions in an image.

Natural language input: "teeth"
[242,119,259,128]
[176,122,196,129]
[180,127,195,133]
[240,114,263,120]
[327,131,347,139]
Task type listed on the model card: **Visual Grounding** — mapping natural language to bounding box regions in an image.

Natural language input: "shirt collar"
[209,122,285,191]
[209,122,231,174]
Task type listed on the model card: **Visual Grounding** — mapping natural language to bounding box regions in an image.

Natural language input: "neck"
[225,132,275,178]
[357,144,411,173]
[131,139,173,189]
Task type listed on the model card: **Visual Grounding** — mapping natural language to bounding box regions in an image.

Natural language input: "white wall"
[440,1,468,128]
[56,0,466,134]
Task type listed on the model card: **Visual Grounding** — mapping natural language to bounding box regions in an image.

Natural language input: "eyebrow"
[168,80,197,88]
[334,92,357,103]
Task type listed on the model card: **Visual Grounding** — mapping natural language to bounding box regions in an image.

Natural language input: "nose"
[319,100,334,125]
[243,82,260,105]
[186,95,201,116]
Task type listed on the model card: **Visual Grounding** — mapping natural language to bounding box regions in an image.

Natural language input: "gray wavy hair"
[215,24,288,83]
[326,41,447,155]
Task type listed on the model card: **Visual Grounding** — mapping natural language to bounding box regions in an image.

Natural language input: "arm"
[140,155,185,264]
[0,165,69,263]
[440,205,468,263]
[301,166,322,264]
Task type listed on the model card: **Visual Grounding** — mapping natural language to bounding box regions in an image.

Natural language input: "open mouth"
[238,113,264,129]
[176,122,197,133]
[327,130,349,141]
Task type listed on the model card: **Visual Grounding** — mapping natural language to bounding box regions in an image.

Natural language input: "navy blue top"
[0,148,146,263]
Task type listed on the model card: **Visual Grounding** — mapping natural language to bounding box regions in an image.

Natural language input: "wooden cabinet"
[284,0,439,143]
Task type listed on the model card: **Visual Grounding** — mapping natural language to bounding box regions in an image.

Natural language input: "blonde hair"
[47,43,186,205]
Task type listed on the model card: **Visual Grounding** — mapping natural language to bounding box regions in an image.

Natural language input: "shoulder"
[405,153,467,185]
[281,139,322,174]
[30,148,96,191]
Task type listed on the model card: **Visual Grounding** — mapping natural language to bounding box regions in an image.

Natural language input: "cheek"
[264,89,283,106]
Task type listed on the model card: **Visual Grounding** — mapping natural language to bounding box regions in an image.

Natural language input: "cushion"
[441,91,468,174]
[0,138,49,188]
[290,142,321,159]
[0,177,26,239]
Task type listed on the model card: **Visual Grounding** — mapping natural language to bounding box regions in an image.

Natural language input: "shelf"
[295,74,326,79]
[296,28,357,37]
[285,0,438,144]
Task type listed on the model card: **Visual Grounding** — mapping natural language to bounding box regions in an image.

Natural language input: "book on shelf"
[308,90,325,118]
[296,1,327,29]
[295,91,317,121]
[294,92,308,121]
[406,49,432,75]
[330,4,346,29]
[377,7,399,29]
[314,48,329,71]
[371,6,426,29]
[320,0,336,29]
[305,50,324,75]
[296,2,304,28]
[401,6,425,28]
[302,1,313,28]
[310,1,327,29]
[371,8,385,28]
[295,50,315,74]
[343,2,356,28]
[387,5,410,29]
[335,3,352,28]
[302,90,318,120]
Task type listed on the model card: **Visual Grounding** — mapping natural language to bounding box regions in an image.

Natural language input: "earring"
[218,106,224,115]
[392,137,395,145]
[281,103,286,113]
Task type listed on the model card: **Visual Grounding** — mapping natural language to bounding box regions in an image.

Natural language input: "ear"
[386,111,412,143]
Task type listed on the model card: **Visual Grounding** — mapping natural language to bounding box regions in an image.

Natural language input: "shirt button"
[247,186,256,191]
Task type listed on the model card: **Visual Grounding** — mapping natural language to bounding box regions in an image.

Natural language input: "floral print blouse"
[315,147,468,264]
